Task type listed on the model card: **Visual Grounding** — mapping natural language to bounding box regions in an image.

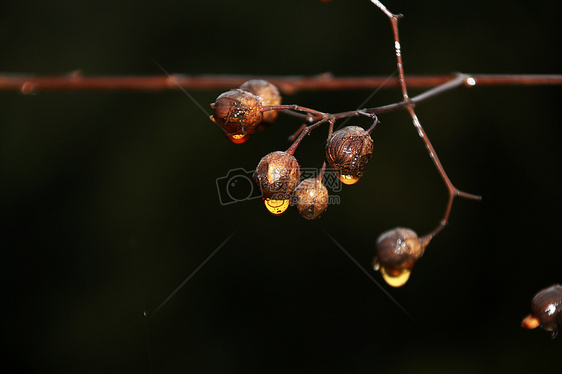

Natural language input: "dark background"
[2,0,561,372]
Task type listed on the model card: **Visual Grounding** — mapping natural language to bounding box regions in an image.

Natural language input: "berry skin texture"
[293,178,329,220]
[239,80,282,126]
[522,284,562,338]
[325,126,373,185]
[210,89,263,144]
[253,151,301,215]
[372,227,428,287]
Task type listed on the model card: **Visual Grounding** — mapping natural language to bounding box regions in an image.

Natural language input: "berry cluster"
[211,79,375,220]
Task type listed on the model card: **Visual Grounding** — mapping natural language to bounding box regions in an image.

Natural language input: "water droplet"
[521,315,540,330]
[228,134,250,144]
[339,174,360,185]
[263,198,290,215]
[380,267,411,287]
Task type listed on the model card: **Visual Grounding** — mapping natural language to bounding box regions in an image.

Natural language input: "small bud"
[239,80,282,126]
[522,284,562,338]
[372,227,428,287]
[325,126,373,185]
[253,151,301,215]
[210,89,263,144]
[293,178,329,220]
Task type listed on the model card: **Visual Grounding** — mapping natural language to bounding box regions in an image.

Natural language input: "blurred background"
[2,0,561,372]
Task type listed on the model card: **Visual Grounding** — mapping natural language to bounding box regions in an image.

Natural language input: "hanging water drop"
[339,173,360,185]
[380,266,412,288]
[228,133,251,144]
[263,197,290,215]
[373,227,430,288]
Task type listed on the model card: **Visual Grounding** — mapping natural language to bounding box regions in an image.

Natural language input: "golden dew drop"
[263,197,291,215]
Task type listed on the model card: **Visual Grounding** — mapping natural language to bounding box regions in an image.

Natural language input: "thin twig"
[331,73,470,119]
[371,2,481,242]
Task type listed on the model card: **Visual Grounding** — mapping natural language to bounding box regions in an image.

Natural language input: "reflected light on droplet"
[521,315,540,329]
[264,198,290,215]
[380,267,411,287]
[339,174,360,185]
[228,134,250,144]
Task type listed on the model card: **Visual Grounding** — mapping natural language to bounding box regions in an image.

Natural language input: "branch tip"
[456,190,482,201]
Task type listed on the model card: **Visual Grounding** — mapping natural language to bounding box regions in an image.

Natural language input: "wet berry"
[325,126,373,185]
[240,79,282,126]
[210,89,263,144]
[253,151,301,215]
[293,178,329,220]
[372,227,429,287]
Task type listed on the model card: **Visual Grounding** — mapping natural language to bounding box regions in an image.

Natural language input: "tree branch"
[1,72,561,94]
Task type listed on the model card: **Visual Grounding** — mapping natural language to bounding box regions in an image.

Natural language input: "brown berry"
[239,80,282,126]
[325,126,373,185]
[293,178,329,220]
[210,89,263,144]
[522,284,562,338]
[253,151,301,215]
[372,227,429,287]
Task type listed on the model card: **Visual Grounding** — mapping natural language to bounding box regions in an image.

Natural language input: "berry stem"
[365,114,380,134]
[318,161,328,182]
[260,104,327,119]
[316,117,335,182]
[286,116,334,155]
[288,123,307,142]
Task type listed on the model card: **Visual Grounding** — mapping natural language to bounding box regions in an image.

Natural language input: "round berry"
[240,80,282,126]
[253,151,301,215]
[293,178,329,220]
[210,89,263,144]
[325,126,373,185]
